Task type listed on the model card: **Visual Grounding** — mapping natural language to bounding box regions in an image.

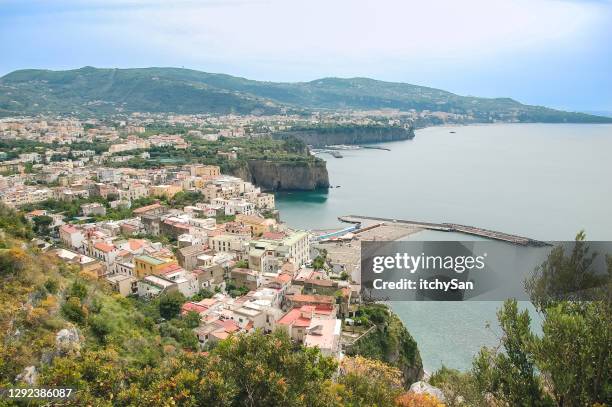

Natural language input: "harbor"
[337,215,550,247]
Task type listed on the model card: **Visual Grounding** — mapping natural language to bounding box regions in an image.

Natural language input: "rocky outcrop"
[231,159,329,191]
[16,366,38,385]
[347,304,424,386]
[274,125,415,147]
[55,326,82,356]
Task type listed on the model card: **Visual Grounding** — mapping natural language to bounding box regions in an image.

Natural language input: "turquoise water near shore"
[276,123,612,372]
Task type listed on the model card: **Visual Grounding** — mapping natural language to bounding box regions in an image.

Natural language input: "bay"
[276,123,612,372]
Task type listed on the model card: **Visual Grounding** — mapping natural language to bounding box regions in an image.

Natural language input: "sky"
[1,0,611,112]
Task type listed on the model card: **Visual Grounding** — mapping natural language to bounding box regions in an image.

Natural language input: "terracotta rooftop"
[133,203,162,214]
[182,302,208,314]
[94,241,115,253]
[60,224,80,234]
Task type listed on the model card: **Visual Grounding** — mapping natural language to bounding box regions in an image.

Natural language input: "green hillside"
[1,66,610,123]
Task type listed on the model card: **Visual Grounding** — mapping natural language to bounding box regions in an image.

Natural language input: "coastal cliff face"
[348,304,424,386]
[231,159,330,191]
[274,125,415,147]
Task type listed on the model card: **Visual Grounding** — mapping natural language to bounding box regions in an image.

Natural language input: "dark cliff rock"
[273,125,415,147]
[230,159,329,191]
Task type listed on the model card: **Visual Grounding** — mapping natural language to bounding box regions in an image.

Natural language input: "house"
[59,224,84,250]
[159,264,199,297]
[249,231,310,270]
[53,248,104,278]
[209,234,246,253]
[150,184,182,199]
[304,318,342,357]
[160,218,191,238]
[285,294,336,316]
[230,268,260,291]
[91,241,118,270]
[137,275,178,298]
[276,305,317,342]
[235,214,274,237]
[193,264,225,288]
[254,193,275,209]
[133,202,167,217]
[81,202,106,217]
[177,244,207,271]
[106,274,138,296]
[141,214,161,236]
[276,305,340,356]
[193,318,240,347]
[190,164,220,178]
[134,254,177,278]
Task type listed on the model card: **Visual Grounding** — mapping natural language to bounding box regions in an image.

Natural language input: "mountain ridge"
[1,66,610,123]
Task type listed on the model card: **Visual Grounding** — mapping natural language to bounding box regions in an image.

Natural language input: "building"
[235,214,274,237]
[59,224,84,250]
[137,275,178,298]
[209,234,246,253]
[81,202,107,216]
[54,248,104,278]
[134,254,177,278]
[106,274,138,296]
[150,184,182,199]
[255,193,275,209]
[249,231,310,271]
[191,164,220,178]
[230,268,260,291]
[304,318,342,357]
[133,202,167,217]
[177,244,208,271]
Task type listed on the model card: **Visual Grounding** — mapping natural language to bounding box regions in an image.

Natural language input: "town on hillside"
[0,112,374,357]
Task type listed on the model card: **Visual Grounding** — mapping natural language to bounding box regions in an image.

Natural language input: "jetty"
[338,215,550,247]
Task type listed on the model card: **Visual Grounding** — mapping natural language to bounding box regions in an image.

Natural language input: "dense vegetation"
[430,233,611,407]
[273,123,415,147]
[348,304,424,385]
[105,135,319,173]
[2,67,610,123]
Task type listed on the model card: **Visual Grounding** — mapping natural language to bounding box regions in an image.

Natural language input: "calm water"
[276,123,612,372]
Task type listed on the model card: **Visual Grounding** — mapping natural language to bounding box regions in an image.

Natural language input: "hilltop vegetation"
[1,66,610,123]
[347,304,423,385]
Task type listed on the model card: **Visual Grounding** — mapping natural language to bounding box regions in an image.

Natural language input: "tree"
[158,291,185,320]
[473,300,552,406]
[62,297,88,324]
[212,330,338,406]
[191,287,214,301]
[89,314,113,343]
[534,301,611,406]
[473,235,612,407]
[182,310,201,329]
[69,279,88,301]
[32,215,53,235]
[429,366,486,407]
[525,231,607,313]
[312,249,327,270]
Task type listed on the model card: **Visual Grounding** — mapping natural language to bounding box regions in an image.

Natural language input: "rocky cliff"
[348,304,424,386]
[274,125,415,147]
[231,159,329,191]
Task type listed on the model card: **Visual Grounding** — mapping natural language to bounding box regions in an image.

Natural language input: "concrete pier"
[338,215,549,247]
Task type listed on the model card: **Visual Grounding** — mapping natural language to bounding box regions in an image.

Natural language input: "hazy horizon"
[1,0,611,112]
